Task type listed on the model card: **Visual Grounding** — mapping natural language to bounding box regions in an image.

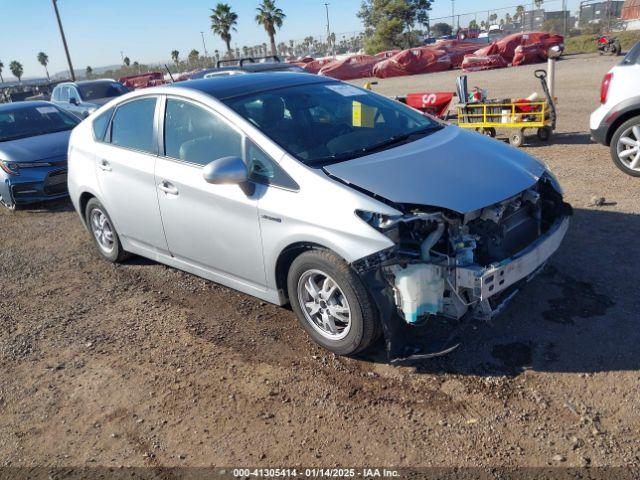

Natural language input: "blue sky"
[1,0,581,80]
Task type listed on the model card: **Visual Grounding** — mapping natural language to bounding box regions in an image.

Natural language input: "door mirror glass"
[69,97,79,106]
[203,156,248,185]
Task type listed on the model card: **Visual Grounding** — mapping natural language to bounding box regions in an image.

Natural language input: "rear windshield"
[224,82,439,166]
[78,82,128,101]
[0,105,80,142]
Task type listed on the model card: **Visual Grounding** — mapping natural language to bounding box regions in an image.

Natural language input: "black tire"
[537,126,552,142]
[84,198,131,262]
[287,249,379,356]
[509,129,525,147]
[482,127,497,138]
[610,116,640,177]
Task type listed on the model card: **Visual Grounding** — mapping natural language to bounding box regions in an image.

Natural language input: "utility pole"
[324,3,335,58]
[562,0,568,35]
[200,31,209,60]
[52,0,75,81]
[451,0,455,34]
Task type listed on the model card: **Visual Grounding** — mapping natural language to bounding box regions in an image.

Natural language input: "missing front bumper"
[456,216,570,302]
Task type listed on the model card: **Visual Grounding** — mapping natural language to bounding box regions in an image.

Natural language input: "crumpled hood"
[0,130,71,163]
[324,126,547,214]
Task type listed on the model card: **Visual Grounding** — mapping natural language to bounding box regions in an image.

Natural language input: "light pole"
[200,31,209,60]
[52,0,75,81]
[324,3,335,58]
[451,0,455,34]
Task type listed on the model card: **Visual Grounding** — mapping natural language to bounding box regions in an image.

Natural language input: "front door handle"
[158,181,179,196]
[98,159,111,171]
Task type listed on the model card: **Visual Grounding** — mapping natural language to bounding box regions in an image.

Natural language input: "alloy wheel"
[616,125,640,172]
[297,269,352,341]
[90,208,115,254]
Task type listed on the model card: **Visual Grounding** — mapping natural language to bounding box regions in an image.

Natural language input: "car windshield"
[224,82,441,166]
[0,104,80,142]
[78,82,128,101]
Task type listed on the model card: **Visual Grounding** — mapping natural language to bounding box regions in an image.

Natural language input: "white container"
[394,264,445,324]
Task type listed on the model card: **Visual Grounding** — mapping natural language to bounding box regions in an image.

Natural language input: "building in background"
[579,1,625,24]
[523,9,545,30]
[621,0,640,20]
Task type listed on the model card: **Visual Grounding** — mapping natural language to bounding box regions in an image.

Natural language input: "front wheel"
[85,198,131,262]
[610,116,640,177]
[287,249,379,356]
[509,129,525,147]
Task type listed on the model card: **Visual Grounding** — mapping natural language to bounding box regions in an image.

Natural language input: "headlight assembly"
[0,160,20,176]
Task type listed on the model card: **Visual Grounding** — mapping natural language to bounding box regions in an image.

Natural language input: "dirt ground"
[1,53,639,471]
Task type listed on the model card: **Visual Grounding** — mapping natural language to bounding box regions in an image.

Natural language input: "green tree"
[358,0,433,54]
[37,52,50,82]
[489,13,498,24]
[9,61,23,83]
[468,19,478,29]
[123,56,130,67]
[210,3,238,58]
[534,0,544,9]
[85,66,93,79]
[514,5,525,23]
[431,22,452,37]
[0,60,4,84]
[188,49,200,66]
[171,50,180,69]
[255,0,286,57]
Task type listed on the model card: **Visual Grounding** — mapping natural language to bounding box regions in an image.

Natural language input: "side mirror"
[69,97,79,106]
[203,156,248,185]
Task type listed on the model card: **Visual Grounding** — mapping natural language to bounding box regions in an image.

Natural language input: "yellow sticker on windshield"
[352,101,376,128]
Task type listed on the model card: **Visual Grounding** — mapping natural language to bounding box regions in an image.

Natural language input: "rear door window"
[110,97,157,153]
[92,107,114,141]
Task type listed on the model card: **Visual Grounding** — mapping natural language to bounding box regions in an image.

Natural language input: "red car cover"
[474,32,564,64]
[301,57,333,74]
[373,48,452,78]
[512,43,547,66]
[461,54,509,72]
[435,40,486,68]
[318,55,381,80]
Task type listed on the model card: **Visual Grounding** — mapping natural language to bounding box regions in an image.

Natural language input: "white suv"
[590,41,640,176]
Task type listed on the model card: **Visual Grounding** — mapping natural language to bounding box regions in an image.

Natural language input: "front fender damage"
[351,176,573,363]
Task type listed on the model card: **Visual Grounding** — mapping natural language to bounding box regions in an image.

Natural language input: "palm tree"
[188,49,200,67]
[210,3,238,59]
[0,60,4,84]
[123,56,130,67]
[515,5,525,23]
[37,52,50,82]
[171,50,180,69]
[9,61,23,83]
[85,66,93,79]
[534,0,544,10]
[255,0,286,57]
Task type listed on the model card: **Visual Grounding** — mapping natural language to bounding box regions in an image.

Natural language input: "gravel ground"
[0,53,639,470]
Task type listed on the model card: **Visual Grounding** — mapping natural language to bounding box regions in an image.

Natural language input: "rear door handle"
[158,181,179,196]
[98,159,112,171]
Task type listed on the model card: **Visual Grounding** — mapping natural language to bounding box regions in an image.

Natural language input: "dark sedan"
[0,101,80,210]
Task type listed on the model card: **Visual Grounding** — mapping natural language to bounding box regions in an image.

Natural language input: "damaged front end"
[351,175,572,361]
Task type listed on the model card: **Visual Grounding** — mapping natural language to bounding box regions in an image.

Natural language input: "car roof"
[178,72,334,100]
[55,79,116,87]
[0,100,54,112]
[191,63,304,79]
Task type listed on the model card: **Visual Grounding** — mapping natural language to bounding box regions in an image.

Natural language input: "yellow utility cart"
[456,70,557,147]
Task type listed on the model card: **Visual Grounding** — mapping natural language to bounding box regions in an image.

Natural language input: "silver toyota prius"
[68,73,571,358]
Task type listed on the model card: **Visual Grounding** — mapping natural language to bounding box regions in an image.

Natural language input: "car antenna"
[164,64,175,83]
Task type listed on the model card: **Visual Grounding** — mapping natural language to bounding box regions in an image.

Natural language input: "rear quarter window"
[621,42,640,66]
[92,107,114,141]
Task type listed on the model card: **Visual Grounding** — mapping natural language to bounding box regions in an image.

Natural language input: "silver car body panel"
[324,126,547,214]
[68,85,399,305]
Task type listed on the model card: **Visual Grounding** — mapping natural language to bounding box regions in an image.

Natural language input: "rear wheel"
[610,116,640,177]
[287,249,379,356]
[85,198,131,262]
[537,126,552,142]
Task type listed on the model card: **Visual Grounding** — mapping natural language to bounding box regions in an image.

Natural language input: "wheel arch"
[274,241,345,304]
[605,107,640,146]
[78,191,96,227]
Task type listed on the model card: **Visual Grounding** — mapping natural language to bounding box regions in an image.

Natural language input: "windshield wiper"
[307,125,441,166]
